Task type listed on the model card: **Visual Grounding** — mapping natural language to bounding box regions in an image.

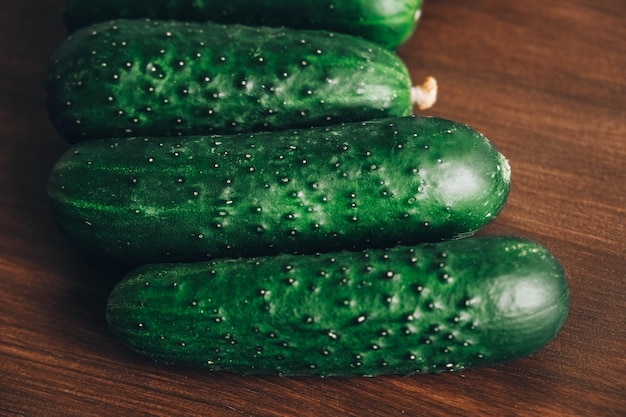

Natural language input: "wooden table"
[2,1,624,415]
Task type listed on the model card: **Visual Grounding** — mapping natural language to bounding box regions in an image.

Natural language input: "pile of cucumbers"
[45,0,569,377]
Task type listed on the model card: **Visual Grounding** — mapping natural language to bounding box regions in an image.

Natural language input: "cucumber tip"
[411,76,438,110]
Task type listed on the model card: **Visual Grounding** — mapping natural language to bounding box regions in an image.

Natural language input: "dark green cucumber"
[106,236,570,376]
[62,0,424,49]
[46,19,435,143]
[47,116,510,264]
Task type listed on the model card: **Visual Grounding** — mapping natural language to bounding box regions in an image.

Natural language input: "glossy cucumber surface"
[46,19,423,143]
[47,116,511,264]
[106,236,570,376]
[62,0,424,49]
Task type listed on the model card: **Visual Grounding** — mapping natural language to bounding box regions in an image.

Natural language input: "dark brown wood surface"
[1,1,625,416]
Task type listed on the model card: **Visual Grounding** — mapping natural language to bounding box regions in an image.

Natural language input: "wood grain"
[1,0,625,416]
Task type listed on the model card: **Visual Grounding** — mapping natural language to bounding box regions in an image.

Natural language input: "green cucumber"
[62,0,424,49]
[46,19,436,144]
[106,236,570,376]
[47,116,511,264]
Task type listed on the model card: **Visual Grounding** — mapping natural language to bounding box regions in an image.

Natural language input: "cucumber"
[62,0,424,49]
[106,236,570,376]
[47,116,511,264]
[46,19,436,144]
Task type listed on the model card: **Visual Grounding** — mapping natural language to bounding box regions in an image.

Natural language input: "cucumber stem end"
[411,76,438,110]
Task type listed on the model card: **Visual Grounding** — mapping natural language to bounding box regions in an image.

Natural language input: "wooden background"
[1,1,624,416]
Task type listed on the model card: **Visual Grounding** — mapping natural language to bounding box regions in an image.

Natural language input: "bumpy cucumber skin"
[106,236,570,377]
[62,0,423,49]
[46,19,414,143]
[47,116,511,264]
